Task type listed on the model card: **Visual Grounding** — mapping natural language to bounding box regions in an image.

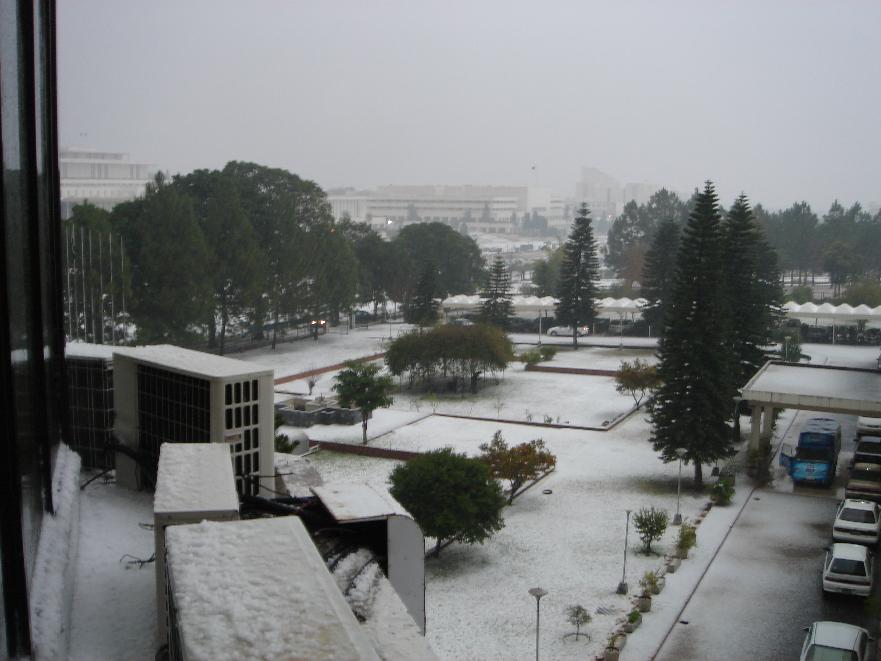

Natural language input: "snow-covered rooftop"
[154,444,240,515]
[312,483,410,523]
[165,517,381,661]
[65,341,115,360]
[113,344,273,380]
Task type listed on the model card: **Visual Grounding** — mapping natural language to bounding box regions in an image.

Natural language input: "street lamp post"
[616,510,631,594]
[673,448,686,525]
[528,587,547,661]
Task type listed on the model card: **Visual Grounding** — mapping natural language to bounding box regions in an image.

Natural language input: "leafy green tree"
[115,177,212,344]
[823,240,858,296]
[844,278,881,307]
[332,361,394,443]
[478,431,556,504]
[633,506,669,555]
[389,448,506,557]
[650,182,732,487]
[555,203,600,347]
[309,219,358,324]
[392,222,485,297]
[614,359,660,407]
[530,246,564,296]
[479,256,514,329]
[404,261,440,326]
[721,194,782,394]
[640,218,681,336]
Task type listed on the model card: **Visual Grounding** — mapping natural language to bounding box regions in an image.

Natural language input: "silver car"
[546,325,589,337]
[800,621,872,661]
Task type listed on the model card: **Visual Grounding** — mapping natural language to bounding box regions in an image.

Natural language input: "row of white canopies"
[441,295,881,322]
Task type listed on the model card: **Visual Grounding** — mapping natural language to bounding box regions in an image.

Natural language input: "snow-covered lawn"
[305,415,712,661]
[518,345,658,371]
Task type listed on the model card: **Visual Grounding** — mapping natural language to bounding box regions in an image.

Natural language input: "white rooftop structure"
[165,517,381,661]
[783,301,881,323]
[64,341,116,360]
[113,344,272,380]
[154,444,240,516]
[312,483,409,523]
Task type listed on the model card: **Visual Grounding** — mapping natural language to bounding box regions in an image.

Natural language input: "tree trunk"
[362,412,369,444]
[693,461,703,488]
[572,325,578,349]
[271,308,279,350]
[432,539,444,557]
[208,316,217,348]
[219,303,228,356]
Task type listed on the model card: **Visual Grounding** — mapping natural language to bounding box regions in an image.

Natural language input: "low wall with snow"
[29,443,82,660]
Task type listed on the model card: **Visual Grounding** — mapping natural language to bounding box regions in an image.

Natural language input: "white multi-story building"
[575,166,661,226]
[59,147,157,218]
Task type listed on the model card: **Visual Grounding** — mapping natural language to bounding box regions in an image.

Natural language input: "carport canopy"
[740,361,881,454]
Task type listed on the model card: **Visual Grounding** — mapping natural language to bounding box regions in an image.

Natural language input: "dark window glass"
[252,403,258,421]
[225,408,232,430]
[243,380,250,402]
[225,383,231,405]
[252,379,258,399]
[244,405,250,427]
[235,407,241,428]
[234,382,241,404]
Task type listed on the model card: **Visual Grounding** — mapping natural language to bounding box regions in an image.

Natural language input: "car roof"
[831,543,869,561]
[842,499,877,511]
[803,418,841,433]
[812,621,866,650]
[852,463,881,472]
[858,417,881,424]
[856,441,881,452]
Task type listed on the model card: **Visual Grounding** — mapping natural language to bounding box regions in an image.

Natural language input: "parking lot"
[656,413,880,661]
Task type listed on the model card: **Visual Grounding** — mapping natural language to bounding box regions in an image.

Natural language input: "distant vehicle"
[448,318,474,327]
[845,463,881,502]
[822,543,873,597]
[780,417,842,487]
[546,325,589,337]
[833,499,881,545]
[800,621,872,661]
[857,417,881,439]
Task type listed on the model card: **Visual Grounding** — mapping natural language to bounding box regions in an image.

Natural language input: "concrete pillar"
[749,405,762,453]
[760,406,775,451]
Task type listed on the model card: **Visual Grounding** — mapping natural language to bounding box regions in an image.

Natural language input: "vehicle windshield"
[840,508,877,524]
[851,467,881,483]
[829,558,867,576]
[854,452,881,464]
[800,432,837,447]
[805,644,858,661]
[797,447,831,461]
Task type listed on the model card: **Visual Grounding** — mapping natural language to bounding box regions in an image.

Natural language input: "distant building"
[327,184,566,236]
[59,147,157,218]
[575,166,661,226]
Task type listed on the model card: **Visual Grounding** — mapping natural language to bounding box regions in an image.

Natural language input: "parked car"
[448,318,474,327]
[822,543,874,597]
[845,463,881,502]
[833,499,881,545]
[800,621,872,661]
[848,438,881,470]
[546,325,589,337]
[857,417,881,439]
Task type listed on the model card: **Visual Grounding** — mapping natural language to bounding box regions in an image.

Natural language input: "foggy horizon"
[58,0,881,214]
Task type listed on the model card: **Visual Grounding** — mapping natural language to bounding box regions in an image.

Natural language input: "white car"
[800,621,872,661]
[857,417,881,438]
[546,325,589,337]
[833,499,881,545]
[822,543,873,597]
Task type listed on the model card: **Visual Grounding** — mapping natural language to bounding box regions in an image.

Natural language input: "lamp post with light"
[528,587,547,661]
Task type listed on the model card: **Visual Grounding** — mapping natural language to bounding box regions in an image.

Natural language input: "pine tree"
[405,260,440,326]
[640,218,681,337]
[721,194,782,395]
[650,182,732,487]
[479,255,514,329]
[555,203,600,347]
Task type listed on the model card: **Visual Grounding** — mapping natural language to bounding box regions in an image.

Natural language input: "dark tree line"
[64,164,487,351]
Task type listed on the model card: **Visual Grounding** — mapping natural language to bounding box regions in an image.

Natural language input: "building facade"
[59,147,156,218]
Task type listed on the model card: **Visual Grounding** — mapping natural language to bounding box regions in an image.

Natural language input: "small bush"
[627,608,641,624]
[519,349,542,365]
[677,521,697,554]
[633,506,669,554]
[710,478,735,505]
[539,345,558,361]
[639,570,658,595]
[275,432,296,454]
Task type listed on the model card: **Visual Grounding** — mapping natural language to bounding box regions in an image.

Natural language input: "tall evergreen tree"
[479,255,514,329]
[640,218,681,337]
[650,182,731,487]
[405,261,440,326]
[721,194,782,393]
[555,203,600,347]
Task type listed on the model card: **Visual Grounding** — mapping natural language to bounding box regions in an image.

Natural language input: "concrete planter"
[603,649,620,661]
[637,595,652,612]
[623,613,642,633]
[675,547,689,560]
[651,576,665,595]
[666,557,681,573]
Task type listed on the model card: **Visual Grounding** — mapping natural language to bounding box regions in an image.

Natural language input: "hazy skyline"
[58,1,880,213]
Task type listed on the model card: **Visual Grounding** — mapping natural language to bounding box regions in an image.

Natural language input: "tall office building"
[59,147,156,218]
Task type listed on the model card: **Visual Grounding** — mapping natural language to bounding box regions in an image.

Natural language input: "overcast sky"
[58,0,881,212]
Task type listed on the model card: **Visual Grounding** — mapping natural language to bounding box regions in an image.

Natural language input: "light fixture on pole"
[528,587,547,661]
[673,447,687,525]
[616,510,631,594]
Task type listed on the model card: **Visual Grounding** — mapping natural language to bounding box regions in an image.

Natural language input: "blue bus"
[780,417,842,486]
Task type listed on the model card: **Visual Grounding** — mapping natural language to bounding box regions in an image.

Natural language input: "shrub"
[633,506,669,554]
[710,478,735,505]
[566,604,591,640]
[677,521,697,554]
[627,608,641,624]
[479,431,557,504]
[519,349,542,365]
[639,570,658,596]
[539,345,557,361]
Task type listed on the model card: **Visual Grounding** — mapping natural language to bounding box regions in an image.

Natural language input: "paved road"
[655,488,878,660]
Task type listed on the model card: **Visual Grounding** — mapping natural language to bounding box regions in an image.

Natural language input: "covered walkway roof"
[740,361,881,417]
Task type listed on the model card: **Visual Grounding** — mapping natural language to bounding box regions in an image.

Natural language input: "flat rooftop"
[741,362,881,417]
[113,344,273,380]
[312,483,410,523]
